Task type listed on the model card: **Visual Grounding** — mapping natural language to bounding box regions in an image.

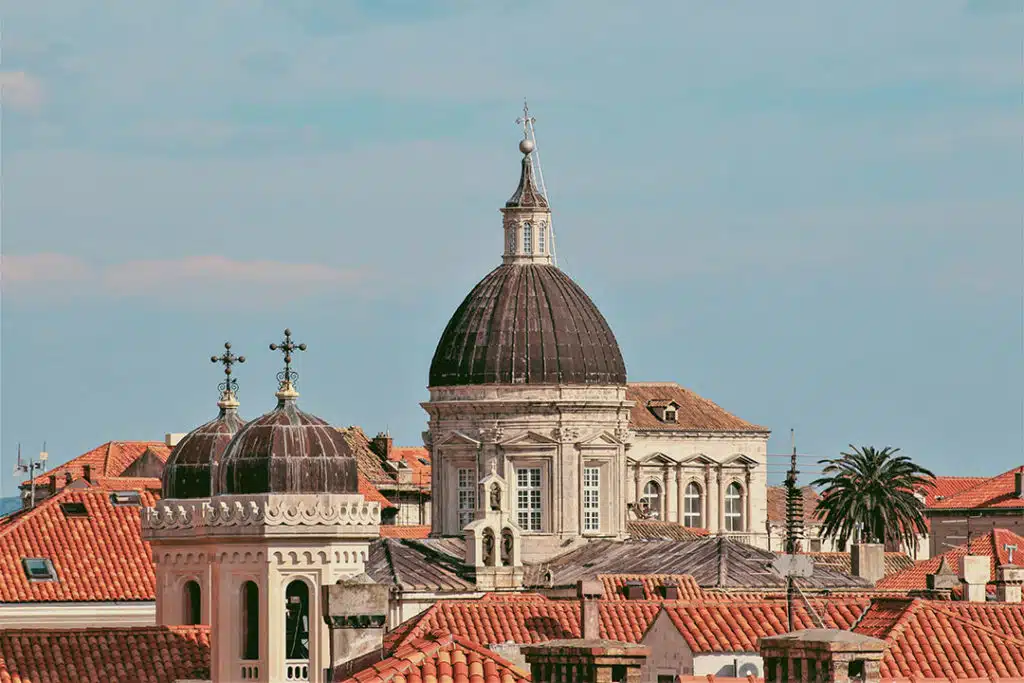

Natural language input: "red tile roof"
[379,525,431,539]
[928,466,1024,510]
[598,574,705,602]
[876,529,1024,591]
[0,625,209,683]
[625,383,768,433]
[345,630,528,683]
[27,441,170,490]
[766,486,821,525]
[923,476,990,507]
[359,475,397,509]
[854,598,1024,678]
[388,447,432,487]
[0,488,157,603]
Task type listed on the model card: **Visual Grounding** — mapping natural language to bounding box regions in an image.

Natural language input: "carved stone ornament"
[552,426,580,443]
[421,431,434,449]
[614,426,635,444]
[478,425,505,443]
[141,495,381,531]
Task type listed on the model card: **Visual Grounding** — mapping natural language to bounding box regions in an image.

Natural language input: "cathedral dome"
[162,400,245,499]
[217,331,359,496]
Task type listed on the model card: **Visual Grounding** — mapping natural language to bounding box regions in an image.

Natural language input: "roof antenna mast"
[517,98,557,267]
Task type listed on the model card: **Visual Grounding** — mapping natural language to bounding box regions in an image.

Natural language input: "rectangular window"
[523,223,533,253]
[583,467,600,531]
[59,502,89,518]
[457,468,476,529]
[22,557,57,582]
[538,224,546,254]
[516,467,542,531]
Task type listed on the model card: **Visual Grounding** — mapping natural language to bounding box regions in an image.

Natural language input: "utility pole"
[13,443,49,509]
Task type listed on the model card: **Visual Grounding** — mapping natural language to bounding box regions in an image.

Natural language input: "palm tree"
[811,445,935,552]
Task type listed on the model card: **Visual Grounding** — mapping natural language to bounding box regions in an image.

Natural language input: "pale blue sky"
[2,0,1021,489]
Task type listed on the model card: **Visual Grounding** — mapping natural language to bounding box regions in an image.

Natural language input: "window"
[284,580,310,661]
[183,580,201,625]
[725,482,744,532]
[538,222,546,254]
[59,502,89,518]
[516,467,542,531]
[22,558,57,582]
[683,482,702,528]
[110,491,141,506]
[507,228,516,254]
[640,480,662,519]
[583,467,600,531]
[241,581,259,660]
[664,408,677,422]
[522,222,533,253]
[658,676,677,683]
[457,468,476,529]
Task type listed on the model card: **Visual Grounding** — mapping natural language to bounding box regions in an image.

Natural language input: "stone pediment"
[682,454,717,466]
[499,430,560,448]
[723,453,759,468]
[637,452,675,465]
[577,431,624,448]
[436,431,481,447]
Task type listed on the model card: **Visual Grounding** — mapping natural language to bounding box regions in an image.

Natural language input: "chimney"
[578,579,604,640]
[64,471,73,486]
[760,630,887,682]
[370,432,393,460]
[925,556,960,599]
[523,641,649,683]
[1015,468,1023,498]
[622,580,644,601]
[960,554,989,602]
[995,564,1023,603]
[82,464,92,484]
[322,576,390,682]
[165,433,186,448]
[48,475,57,496]
[851,543,885,584]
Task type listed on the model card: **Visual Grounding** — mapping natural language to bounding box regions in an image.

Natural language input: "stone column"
[676,466,685,525]
[745,468,753,533]
[717,468,725,532]
[662,465,671,521]
[704,465,712,531]
[633,465,641,506]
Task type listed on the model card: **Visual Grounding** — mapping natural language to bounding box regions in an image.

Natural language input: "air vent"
[59,502,89,518]
[659,582,680,600]
[623,580,644,600]
[110,491,142,506]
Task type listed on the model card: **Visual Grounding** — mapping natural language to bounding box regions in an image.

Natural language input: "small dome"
[217,389,358,495]
[429,264,627,386]
[161,396,246,499]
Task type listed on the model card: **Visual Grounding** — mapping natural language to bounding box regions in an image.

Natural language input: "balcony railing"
[239,662,260,679]
[285,660,310,681]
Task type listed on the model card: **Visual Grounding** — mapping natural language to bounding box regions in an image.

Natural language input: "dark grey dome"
[162,403,245,499]
[429,263,627,387]
[217,393,358,495]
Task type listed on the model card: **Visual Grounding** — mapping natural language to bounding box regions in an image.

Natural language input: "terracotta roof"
[765,486,821,525]
[379,525,431,539]
[928,466,1024,510]
[88,476,163,492]
[625,520,709,541]
[806,551,914,578]
[854,598,1024,678]
[625,383,767,432]
[338,427,396,485]
[598,574,704,601]
[876,529,1024,591]
[345,630,528,683]
[0,488,157,603]
[360,476,397,509]
[27,441,170,489]
[387,447,431,487]
[0,625,209,683]
[923,476,991,507]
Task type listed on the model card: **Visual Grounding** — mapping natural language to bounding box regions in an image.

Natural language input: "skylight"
[22,558,58,582]
[417,458,430,466]
[59,502,89,518]
[110,491,142,506]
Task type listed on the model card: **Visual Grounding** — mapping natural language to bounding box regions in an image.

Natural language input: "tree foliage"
[811,445,935,551]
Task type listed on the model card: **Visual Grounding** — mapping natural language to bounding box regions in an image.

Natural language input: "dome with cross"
[216,330,359,496]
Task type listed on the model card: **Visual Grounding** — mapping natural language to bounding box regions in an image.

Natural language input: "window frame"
[522,222,533,254]
[724,481,744,532]
[22,557,57,582]
[456,467,476,529]
[683,481,703,528]
[538,222,546,254]
[640,480,663,520]
[516,466,543,532]
[582,466,601,532]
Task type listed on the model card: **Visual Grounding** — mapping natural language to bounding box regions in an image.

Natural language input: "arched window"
[640,481,662,520]
[183,580,201,625]
[507,228,516,254]
[241,581,259,660]
[284,580,310,662]
[683,483,703,528]
[538,222,546,254]
[724,482,744,532]
[522,222,533,253]
[481,528,497,567]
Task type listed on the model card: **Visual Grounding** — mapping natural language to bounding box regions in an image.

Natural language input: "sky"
[1,0,1021,493]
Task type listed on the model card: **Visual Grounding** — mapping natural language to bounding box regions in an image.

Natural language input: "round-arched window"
[640,480,662,519]
[724,482,744,532]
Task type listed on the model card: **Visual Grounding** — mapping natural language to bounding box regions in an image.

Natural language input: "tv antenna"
[13,442,49,509]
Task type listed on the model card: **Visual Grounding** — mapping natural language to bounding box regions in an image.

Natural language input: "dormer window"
[647,399,680,423]
[664,407,676,422]
[22,557,57,582]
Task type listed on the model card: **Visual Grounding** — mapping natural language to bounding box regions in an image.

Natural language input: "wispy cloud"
[0,71,44,111]
[2,254,365,305]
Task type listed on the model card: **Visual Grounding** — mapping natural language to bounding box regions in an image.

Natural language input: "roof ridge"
[929,603,1024,647]
[448,632,530,673]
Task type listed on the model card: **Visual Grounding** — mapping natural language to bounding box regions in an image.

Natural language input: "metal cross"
[211,342,245,394]
[270,328,306,387]
[516,99,535,138]
[1006,544,1018,564]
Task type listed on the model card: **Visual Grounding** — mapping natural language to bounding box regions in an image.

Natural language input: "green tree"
[811,445,935,551]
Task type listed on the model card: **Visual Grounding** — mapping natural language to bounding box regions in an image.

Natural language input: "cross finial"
[516,99,535,139]
[211,342,245,402]
[270,328,306,393]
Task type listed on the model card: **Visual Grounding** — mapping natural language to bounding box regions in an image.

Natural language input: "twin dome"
[163,139,627,499]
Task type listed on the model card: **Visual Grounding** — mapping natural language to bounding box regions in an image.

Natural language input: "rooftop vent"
[659,582,680,600]
[22,557,57,582]
[623,580,645,600]
[59,502,89,518]
[110,491,142,507]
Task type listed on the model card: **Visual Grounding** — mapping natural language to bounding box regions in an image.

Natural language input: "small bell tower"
[464,459,524,590]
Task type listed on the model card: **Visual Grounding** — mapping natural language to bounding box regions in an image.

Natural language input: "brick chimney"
[760,629,887,682]
[851,543,885,584]
[322,577,390,682]
[82,464,92,484]
[995,564,1023,603]
[960,554,989,602]
[578,580,604,639]
[523,641,650,683]
[64,471,73,486]
[369,432,393,460]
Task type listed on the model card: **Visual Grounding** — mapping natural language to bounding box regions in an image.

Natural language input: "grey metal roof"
[366,539,476,592]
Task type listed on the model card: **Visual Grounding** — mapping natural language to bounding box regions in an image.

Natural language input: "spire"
[506,101,548,209]
[270,328,306,401]
[501,101,554,266]
[210,342,244,411]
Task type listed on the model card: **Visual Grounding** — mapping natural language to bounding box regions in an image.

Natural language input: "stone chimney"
[925,556,960,599]
[1015,467,1023,498]
[960,554,990,602]
[851,543,885,584]
[522,641,650,683]
[82,464,92,484]
[48,475,57,496]
[370,432,393,460]
[64,471,73,487]
[995,564,1023,603]
[760,629,887,682]
[578,579,604,640]
[322,576,390,682]
[164,433,186,448]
